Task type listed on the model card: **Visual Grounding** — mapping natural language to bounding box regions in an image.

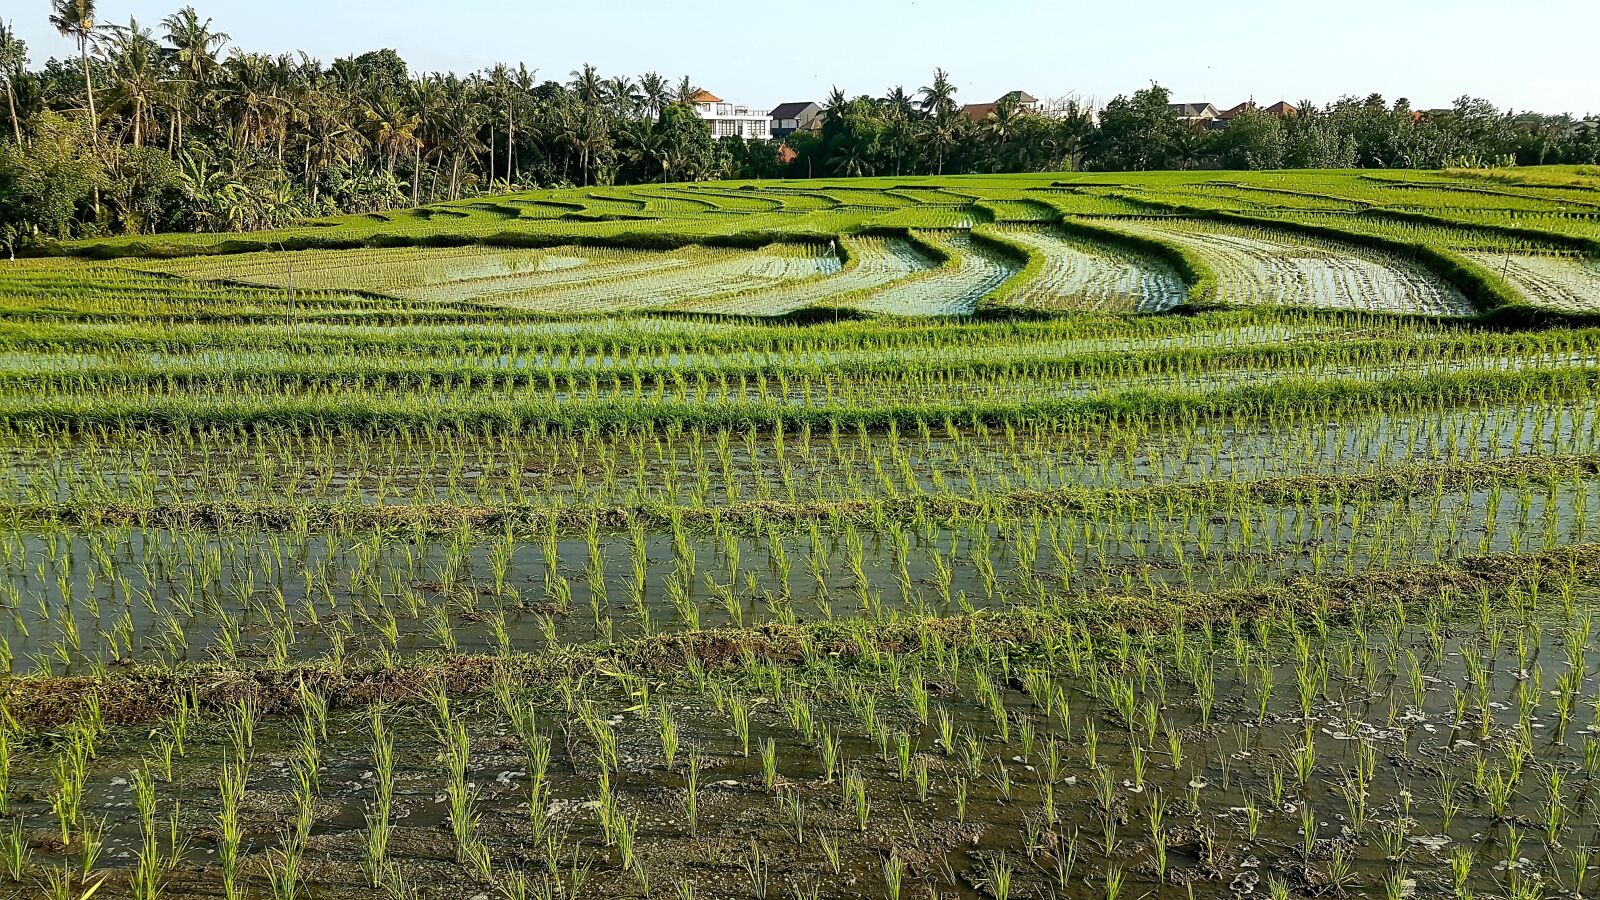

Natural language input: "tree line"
[1,2,1597,248]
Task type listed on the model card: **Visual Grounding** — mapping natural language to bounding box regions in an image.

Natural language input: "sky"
[9,0,1599,116]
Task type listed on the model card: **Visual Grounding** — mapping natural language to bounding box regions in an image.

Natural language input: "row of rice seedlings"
[991,224,1190,312]
[130,245,596,296]
[1105,218,1479,316]
[1253,208,1586,255]
[0,303,1437,359]
[0,353,1590,443]
[11,319,1589,393]
[832,231,1016,316]
[484,244,840,313]
[3,452,1595,675]
[7,559,1600,896]
[1465,253,1600,311]
[670,236,937,316]
[6,338,1597,427]
[3,380,1595,516]
[5,317,1577,380]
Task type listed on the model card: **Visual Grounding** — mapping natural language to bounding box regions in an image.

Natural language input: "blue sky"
[10,0,1598,115]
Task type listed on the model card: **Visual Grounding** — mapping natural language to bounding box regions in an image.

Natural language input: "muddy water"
[4,399,1596,509]
[5,474,1598,676]
[11,594,1600,898]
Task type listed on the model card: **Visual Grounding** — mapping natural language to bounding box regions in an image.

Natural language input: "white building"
[690,90,771,140]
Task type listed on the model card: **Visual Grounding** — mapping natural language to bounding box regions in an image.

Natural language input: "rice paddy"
[5,169,1600,900]
[1104,219,1477,316]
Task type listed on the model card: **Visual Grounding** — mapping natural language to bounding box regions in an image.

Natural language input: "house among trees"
[1168,102,1221,124]
[1219,100,1299,122]
[962,91,1040,123]
[689,90,771,139]
[1171,101,1299,130]
[769,102,823,139]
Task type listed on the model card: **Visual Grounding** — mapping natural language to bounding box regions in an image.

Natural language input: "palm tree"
[215,51,287,151]
[880,86,918,174]
[569,64,603,108]
[639,71,670,118]
[0,20,25,144]
[432,75,485,199]
[917,68,958,119]
[409,75,445,203]
[881,86,916,120]
[161,6,228,151]
[604,75,640,116]
[49,0,101,147]
[361,91,420,178]
[100,18,162,148]
[674,76,696,106]
[504,63,535,185]
[571,105,609,186]
[821,86,848,128]
[299,79,360,204]
[982,97,1024,172]
[917,70,962,175]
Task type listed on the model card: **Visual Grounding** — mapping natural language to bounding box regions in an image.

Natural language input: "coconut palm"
[821,87,848,128]
[881,86,916,120]
[298,80,360,203]
[361,91,420,177]
[214,50,285,151]
[605,75,641,116]
[161,6,229,150]
[0,20,26,144]
[674,76,696,106]
[503,63,535,184]
[49,0,101,146]
[99,18,162,148]
[917,68,958,119]
[409,75,446,203]
[639,71,670,118]
[569,64,603,109]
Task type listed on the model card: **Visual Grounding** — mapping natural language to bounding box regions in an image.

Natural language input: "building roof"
[769,101,819,120]
[962,92,1042,123]
[1169,103,1219,118]
[689,89,722,103]
[962,102,998,123]
[1263,101,1298,117]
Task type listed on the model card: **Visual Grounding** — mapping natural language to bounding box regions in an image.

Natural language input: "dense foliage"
[0,5,1597,247]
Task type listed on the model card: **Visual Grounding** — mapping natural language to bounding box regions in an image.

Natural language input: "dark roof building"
[1169,102,1221,122]
[769,101,823,139]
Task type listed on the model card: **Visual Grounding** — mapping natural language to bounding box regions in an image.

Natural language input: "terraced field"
[1107,218,1478,315]
[39,169,1600,319]
[5,168,1600,900]
[989,226,1188,311]
[1466,253,1600,313]
[851,231,1019,316]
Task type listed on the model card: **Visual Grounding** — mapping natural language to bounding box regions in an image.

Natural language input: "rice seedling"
[5,169,1600,899]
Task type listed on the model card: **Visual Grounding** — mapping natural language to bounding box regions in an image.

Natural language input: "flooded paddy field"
[7,219,1600,896]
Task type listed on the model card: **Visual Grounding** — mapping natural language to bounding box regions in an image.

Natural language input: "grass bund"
[4,167,1600,899]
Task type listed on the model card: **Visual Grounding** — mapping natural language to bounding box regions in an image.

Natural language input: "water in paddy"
[6,470,1597,675]
[11,589,1600,899]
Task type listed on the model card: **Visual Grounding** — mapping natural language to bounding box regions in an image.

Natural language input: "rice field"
[988,226,1188,312]
[43,170,1600,320]
[1466,254,1600,313]
[4,169,1600,900]
[1104,218,1478,316]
